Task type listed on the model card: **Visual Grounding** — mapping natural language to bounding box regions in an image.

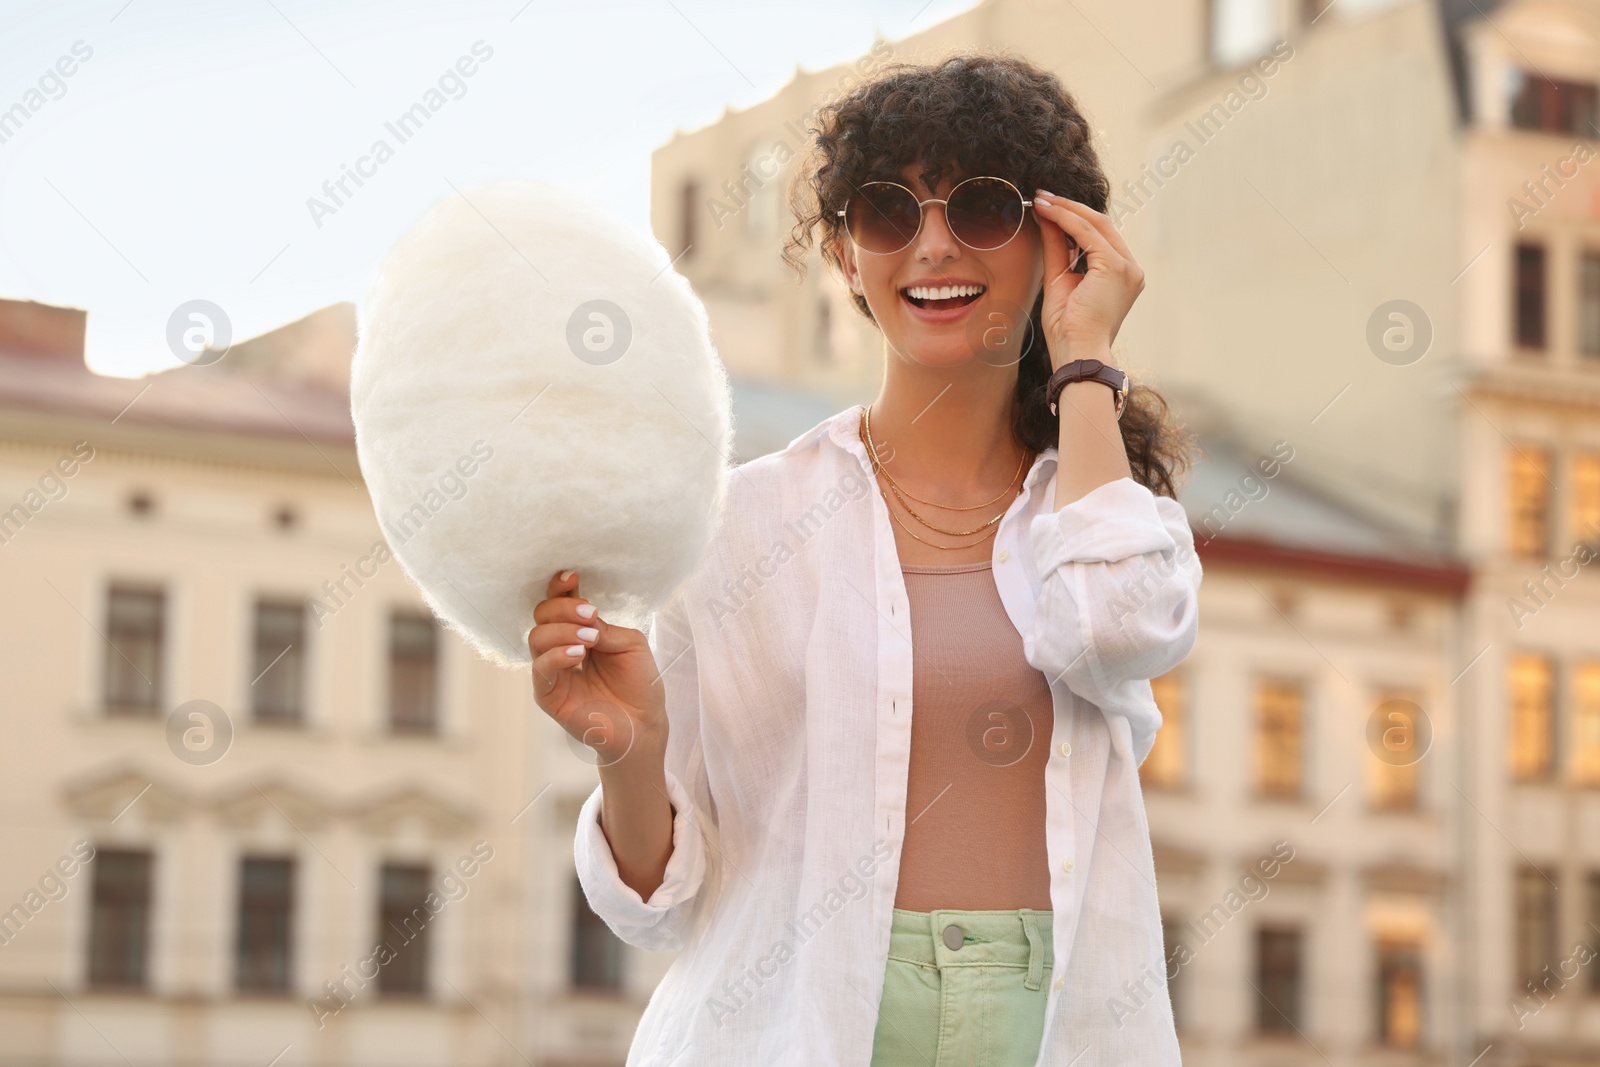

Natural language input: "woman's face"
[834,161,1045,370]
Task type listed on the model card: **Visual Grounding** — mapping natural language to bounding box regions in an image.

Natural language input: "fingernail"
[559,570,575,581]
[566,644,585,657]
[1034,189,1051,200]
[577,626,599,641]
[575,603,597,619]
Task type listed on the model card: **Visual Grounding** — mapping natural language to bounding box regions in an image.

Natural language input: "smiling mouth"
[901,283,986,311]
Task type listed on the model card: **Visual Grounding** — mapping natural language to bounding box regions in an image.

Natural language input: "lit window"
[1142,670,1187,790]
[1369,690,1422,811]
[1507,447,1551,559]
[1256,678,1303,799]
[1574,661,1600,786]
[1574,453,1600,545]
[1509,653,1556,781]
[1375,938,1424,1048]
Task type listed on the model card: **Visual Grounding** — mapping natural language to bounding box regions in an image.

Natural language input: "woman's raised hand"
[1030,189,1145,367]
[529,569,667,764]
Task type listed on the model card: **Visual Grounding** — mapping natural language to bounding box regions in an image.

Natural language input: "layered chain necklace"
[858,405,1032,551]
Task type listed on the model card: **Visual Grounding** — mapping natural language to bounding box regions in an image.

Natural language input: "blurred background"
[1,0,1598,1063]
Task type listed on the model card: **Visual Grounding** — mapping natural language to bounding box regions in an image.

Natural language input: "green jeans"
[870,906,1054,1067]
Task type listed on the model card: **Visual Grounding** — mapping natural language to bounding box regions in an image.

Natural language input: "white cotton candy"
[351,181,731,669]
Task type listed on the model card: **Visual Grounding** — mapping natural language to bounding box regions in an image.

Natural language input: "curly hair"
[781,49,1196,498]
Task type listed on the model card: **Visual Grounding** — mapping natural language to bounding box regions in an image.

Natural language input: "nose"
[911,199,961,265]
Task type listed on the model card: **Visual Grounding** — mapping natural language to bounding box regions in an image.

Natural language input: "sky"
[0,0,984,377]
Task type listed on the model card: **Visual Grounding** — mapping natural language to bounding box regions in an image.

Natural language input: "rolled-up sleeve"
[572,588,716,953]
[1023,476,1202,766]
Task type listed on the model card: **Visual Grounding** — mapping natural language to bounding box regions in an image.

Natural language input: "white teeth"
[903,284,985,301]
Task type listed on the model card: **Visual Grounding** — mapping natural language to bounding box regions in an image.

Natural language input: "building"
[0,297,652,1067]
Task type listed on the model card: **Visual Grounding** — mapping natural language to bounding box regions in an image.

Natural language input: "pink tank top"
[893,558,1055,912]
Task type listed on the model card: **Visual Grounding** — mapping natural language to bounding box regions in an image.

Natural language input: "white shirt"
[574,403,1202,1066]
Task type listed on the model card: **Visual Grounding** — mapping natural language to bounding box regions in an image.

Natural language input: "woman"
[532,51,1201,1066]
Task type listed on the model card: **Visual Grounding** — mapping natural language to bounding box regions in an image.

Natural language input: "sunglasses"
[836,175,1034,256]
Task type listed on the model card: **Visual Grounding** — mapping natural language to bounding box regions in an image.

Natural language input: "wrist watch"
[1047,358,1130,419]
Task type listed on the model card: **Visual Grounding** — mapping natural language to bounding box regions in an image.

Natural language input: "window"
[378,864,431,995]
[104,585,163,712]
[1582,251,1600,357]
[1574,662,1600,786]
[1515,243,1547,349]
[678,178,698,261]
[1375,938,1423,1047]
[1369,690,1421,811]
[571,873,623,991]
[1254,926,1303,1032]
[1510,653,1556,781]
[1141,670,1187,790]
[1507,446,1551,559]
[389,612,439,733]
[88,849,152,988]
[1514,866,1557,988]
[1574,453,1600,544]
[252,600,305,724]
[1509,72,1600,137]
[236,857,293,992]
[1255,678,1303,799]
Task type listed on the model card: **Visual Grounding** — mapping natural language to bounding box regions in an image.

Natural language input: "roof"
[0,299,355,448]
[1179,435,1468,594]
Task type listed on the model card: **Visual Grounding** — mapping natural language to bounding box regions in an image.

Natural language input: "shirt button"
[1059,741,1071,757]
[1054,975,1065,990]
[1062,858,1075,873]
[942,924,964,951]
[998,549,1010,562]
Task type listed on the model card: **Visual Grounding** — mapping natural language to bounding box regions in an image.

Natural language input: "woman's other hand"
[529,569,667,765]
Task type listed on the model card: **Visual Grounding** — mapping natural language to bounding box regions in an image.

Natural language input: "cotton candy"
[351,181,731,669]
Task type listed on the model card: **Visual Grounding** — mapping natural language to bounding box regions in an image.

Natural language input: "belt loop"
[1019,909,1044,990]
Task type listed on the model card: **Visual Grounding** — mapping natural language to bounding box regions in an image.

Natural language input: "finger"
[528,621,602,658]
[1032,192,1119,274]
[533,594,596,626]
[1035,192,1076,284]
[1042,193,1136,263]
[545,568,581,602]
[530,642,585,706]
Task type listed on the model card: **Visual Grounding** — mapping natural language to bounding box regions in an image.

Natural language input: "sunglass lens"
[845,183,921,254]
[947,178,1025,250]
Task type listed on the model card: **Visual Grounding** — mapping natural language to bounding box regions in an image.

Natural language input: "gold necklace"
[858,408,1029,550]
[863,405,1027,510]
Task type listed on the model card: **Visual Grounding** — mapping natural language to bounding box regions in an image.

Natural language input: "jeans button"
[942,923,964,951]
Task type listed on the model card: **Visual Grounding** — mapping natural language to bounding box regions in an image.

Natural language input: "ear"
[832,234,864,297]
